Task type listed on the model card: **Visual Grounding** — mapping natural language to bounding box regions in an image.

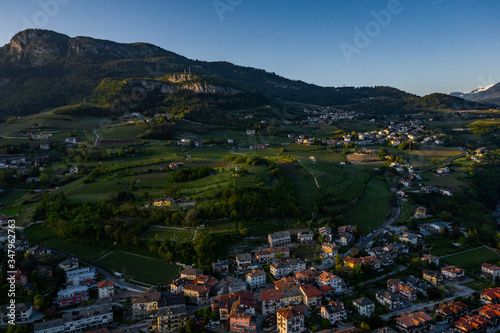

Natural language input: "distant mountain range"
[449,83,500,106]
[0,29,486,119]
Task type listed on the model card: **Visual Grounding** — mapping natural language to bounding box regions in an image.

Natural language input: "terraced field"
[41,237,110,262]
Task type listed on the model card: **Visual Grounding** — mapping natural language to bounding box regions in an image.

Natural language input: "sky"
[0,0,499,96]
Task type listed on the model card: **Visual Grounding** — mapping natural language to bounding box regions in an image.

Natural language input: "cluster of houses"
[300,107,359,125]
[152,196,196,209]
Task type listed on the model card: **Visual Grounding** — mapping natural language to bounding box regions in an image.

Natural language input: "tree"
[186,319,196,333]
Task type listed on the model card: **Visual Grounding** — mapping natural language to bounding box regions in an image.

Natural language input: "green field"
[24,224,58,244]
[94,250,180,284]
[142,226,194,242]
[342,177,392,233]
[40,237,111,262]
[441,247,500,270]
[97,123,144,139]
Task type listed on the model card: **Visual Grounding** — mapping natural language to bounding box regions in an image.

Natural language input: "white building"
[97,280,115,299]
[245,270,266,289]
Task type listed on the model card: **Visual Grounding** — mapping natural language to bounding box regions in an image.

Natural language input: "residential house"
[299,285,322,308]
[395,312,433,333]
[430,221,452,233]
[183,284,211,305]
[481,263,500,280]
[56,285,89,307]
[169,162,184,170]
[214,276,248,295]
[387,279,401,293]
[294,270,316,284]
[97,280,115,299]
[318,227,333,242]
[441,265,465,281]
[255,246,290,263]
[435,301,469,323]
[453,315,490,333]
[337,225,356,234]
[352,297,375,317]
[316,271,343,293]
[270,259,306,279]
[421,255,440,266]
[276,306,305,333]
[245,270,266,289]
[397,282,418,302]
[437,167,449,174]
[399,233,420,245]
[337,232,354,246]
[151,306,186,333]
[35,265,53,279]
[422,270,443,286]
[170,277,189,295]
[414,207,427,218]
[480,287,500,305]
[320,301,347,325]
[14,269,28,285]
[0,303,32,323]
[132,288,162,313]
[376,290,404,310]
[236,254,252,270]
[260,289,284,316]
[34,305,113,333]
[401,178,412,187]
[268,231,292,247]
[180,268,204,280]
[59,257,78,271]
[297,231,314,244]
[406,277,431,297]
[283,289,303,307]
[229,312,256,333]
[66,267,97,287]
[321,242,339,258]
[478,304,500,325]
[212,260,230,274]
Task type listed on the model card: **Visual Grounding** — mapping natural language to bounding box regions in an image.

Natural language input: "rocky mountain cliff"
[450,83,500,106]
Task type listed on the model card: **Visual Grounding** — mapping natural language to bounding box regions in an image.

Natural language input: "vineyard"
[342,177,392,233]
[141,226,194,242]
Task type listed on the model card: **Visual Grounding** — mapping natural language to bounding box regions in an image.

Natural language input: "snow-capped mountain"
[450,83,500,106]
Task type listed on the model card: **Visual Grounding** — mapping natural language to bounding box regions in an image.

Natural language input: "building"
[97,280,115,299]
[316,271,343,293]
[184,284,211,305]
[397,282,418,302]
[59,257,78,271]
[297,231,314,244]
[236,253,252,270]
[480,287,500,305]
[270,259,306,279]
[481,263,500,280]
[352,297,375,317]
[170,277,189,295]
[152,307,187,333]
[34,305,113,333]
[430,221,452,233]
[212,260,230,274]
[321,242,339,257]
[435,301,469,323]
[376,290,404,310]
[276,306,305,333]
[299,285,322,308]
[478,304,500,325]
[56,285,89,307]
[229,312,256,333]
[268,231,292,247]
[255,246,290,263]
[453,315,490,333]
[318,227,333,242]
[66,267,97,287]
[0,303,32,323]
[214,276,247,296]
[422,270,443,286]
[132,288,162,313]
[320,301,347,324]
[399,233,420,245]
[283,289,303,307]
[261,289,284,316]
[421,255,440,266]
[245,270,266,289]
[395,312,433,333]
[441,265,465,281]
[414,207,427,218]
[337,232,354,246]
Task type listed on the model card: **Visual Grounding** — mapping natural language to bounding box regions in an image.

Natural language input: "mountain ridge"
[449,82,500,106]
[0,29,486,119]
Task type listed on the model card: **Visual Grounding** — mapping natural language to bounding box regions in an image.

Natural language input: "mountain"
[0,29,485,119]
[450,83,500,106]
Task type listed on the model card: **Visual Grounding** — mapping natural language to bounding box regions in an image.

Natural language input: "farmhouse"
[481,263,500,280]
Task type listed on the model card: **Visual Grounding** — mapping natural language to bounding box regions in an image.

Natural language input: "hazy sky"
[1,0,499,96]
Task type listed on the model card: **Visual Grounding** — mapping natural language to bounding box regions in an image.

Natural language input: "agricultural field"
[24,223,58,244]
[342,177,392,233]
[421,172,468,189]
[40,237,111,262]
[441,247,500,270]
[141,226,194,242]
[407,146,463,167]
[395,200,417,225]
[97,123,144,140]
[347,153,383,164]
[94,250,180,285]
